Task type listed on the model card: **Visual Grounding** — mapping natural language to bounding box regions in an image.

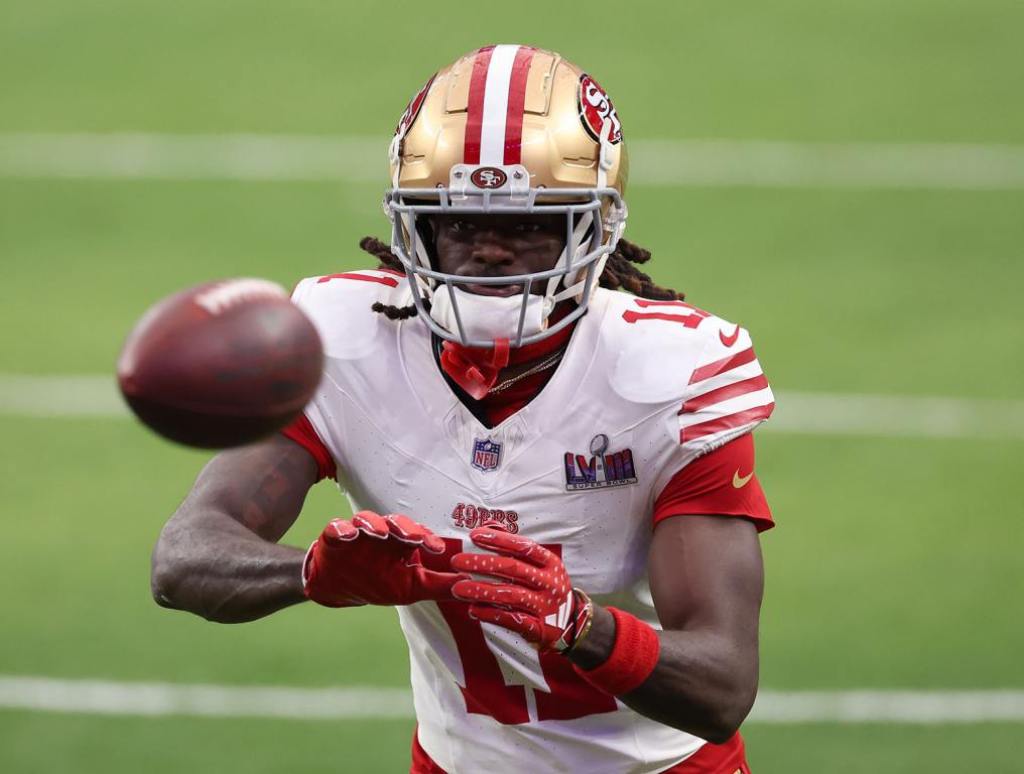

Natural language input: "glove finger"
[467,605,542,644]
[351,511,390,539]
[468,527,553,568]
[385,514,446,554]
[411,567,470,600]
[450,553,547,589]
[322,518,359,544]
[452,580,549,616]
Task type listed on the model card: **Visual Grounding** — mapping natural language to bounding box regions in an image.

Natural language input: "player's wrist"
[556,588,596,655]
[564,602,615,666]
[570,607,661,696]
[561,588,595,653]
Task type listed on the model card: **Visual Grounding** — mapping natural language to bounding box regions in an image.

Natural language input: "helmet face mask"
[383,45,628,348]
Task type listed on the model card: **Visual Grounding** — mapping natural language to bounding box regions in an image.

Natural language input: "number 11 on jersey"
[424,538,618,725]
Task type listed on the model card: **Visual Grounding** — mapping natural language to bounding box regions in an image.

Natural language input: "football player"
[152,45,775,774]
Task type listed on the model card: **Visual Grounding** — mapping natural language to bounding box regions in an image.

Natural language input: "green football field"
[2,1,1022,772]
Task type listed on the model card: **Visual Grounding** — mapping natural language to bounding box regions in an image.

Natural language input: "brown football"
[116,278,323,448]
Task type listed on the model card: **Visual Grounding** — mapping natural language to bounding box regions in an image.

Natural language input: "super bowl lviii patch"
[564,434,637,491]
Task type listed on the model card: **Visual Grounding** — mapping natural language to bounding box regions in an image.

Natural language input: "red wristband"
[573,607,660,696]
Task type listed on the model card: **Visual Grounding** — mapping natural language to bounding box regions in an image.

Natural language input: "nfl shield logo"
[471,438,502,472]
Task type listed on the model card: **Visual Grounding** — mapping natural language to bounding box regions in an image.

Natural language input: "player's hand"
[303,511,466,607]
[451,527,592,653]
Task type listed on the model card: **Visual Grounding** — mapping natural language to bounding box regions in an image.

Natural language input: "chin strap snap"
[440,338,511,400]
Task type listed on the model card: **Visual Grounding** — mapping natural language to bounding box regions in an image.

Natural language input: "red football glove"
[451,527,592,653]
[303,511,466,607]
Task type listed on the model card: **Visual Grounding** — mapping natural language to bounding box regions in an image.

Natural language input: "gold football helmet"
[383,44,629,347]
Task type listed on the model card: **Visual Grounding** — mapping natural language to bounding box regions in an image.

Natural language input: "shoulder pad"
[291,270,410,360]
[599,290,750,404]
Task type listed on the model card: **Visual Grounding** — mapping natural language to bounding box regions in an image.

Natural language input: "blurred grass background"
[1,1,1022,771]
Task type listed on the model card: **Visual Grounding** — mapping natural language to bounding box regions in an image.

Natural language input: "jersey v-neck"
[430,319,577,428]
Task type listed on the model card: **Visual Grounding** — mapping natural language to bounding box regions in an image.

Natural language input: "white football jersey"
[291,270,774,774]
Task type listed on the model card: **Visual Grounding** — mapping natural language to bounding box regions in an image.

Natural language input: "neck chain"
[487,349,565,394]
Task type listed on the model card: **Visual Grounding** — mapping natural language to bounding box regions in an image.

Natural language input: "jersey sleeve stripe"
[281,414,337,482]
[680,402,775,443]
[316,272,399,287]
[680,373,769,414]
[688,347,757,385]
[679,386,774,434]
[685,358,764,398]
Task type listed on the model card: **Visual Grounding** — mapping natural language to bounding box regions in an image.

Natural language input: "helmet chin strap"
[597,116,614,189]
[556,117,617,306]
[543,211,595,312]
[400,211,436,300]
[538,116,619,319]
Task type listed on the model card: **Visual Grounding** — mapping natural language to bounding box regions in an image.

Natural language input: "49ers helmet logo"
[470,166,508,189]
[578,74,623,144]
[395,74,435,138]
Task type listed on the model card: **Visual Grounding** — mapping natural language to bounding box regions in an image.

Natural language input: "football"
[116,278,323,448]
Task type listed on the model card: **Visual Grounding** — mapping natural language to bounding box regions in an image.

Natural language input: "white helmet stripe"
[478,44,520,165]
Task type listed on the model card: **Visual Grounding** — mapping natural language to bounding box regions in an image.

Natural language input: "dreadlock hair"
[599,240,685,301]
[359,236,420,320]
[358,234,685,320]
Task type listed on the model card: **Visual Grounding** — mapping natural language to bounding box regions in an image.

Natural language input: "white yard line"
[0,676,1021,723]
[3,133,1024,189]
[750,690,1024,724]
[769,391,1024,441]
[0,374,127,418]
[1,374,1021,441]
[631,139,1024,190]
[0,676,413,720]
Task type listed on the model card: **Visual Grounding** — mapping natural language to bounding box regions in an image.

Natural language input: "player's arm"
[152,433,466,622]
[572,516,763,742]
[572,319,771,739]
[452,434,770,741]
[151,435,316,623]
[453,518,763,742]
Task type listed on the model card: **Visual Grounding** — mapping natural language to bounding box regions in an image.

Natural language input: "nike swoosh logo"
[719,325,740,347]
[732,469,754,488]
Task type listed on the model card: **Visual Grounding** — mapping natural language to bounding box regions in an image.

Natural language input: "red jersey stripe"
[316,272,399,287]
[681,373,770,414]
[688,347,757,385]
[680,402,775,443]
[281,414,336,482]
[463,46,495,165]
[502,46,535,164]
[634,298,711,315]
[622,310,706,326]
